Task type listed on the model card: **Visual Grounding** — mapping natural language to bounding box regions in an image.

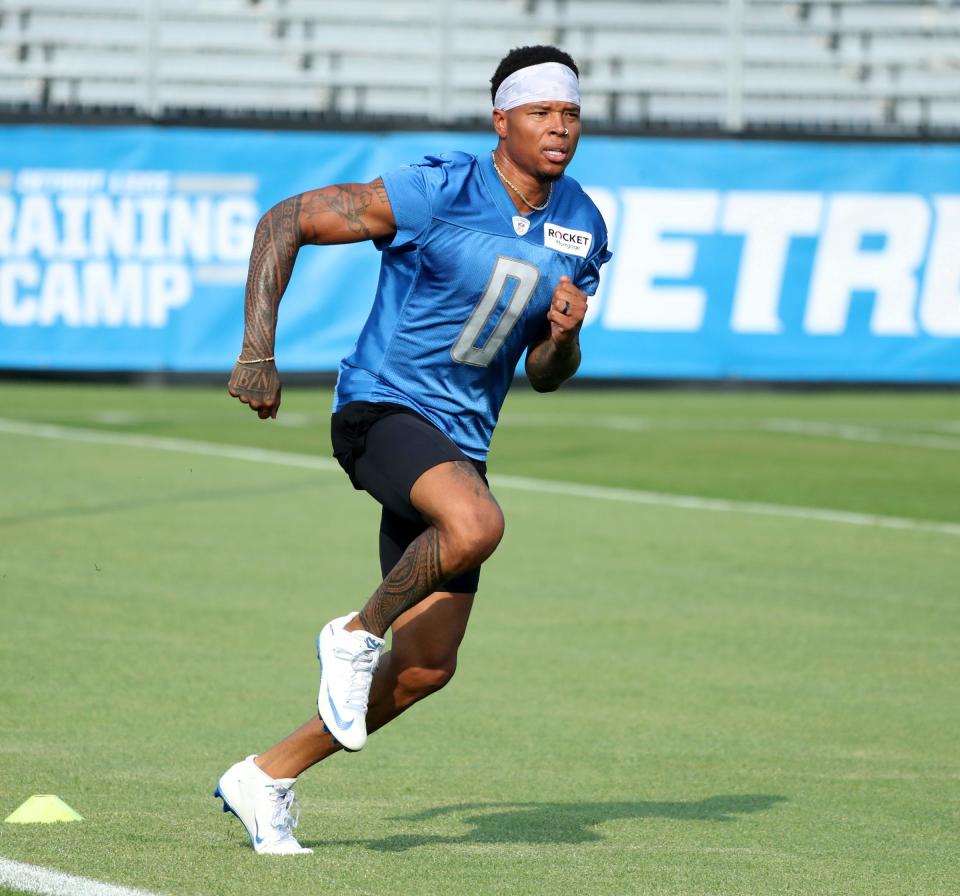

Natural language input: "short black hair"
[490,45,579,104]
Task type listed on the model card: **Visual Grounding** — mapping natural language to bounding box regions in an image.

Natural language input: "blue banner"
[1,125,959,381]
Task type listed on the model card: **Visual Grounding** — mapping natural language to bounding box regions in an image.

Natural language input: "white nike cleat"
[317,611,384,752]
[214,755,313,855]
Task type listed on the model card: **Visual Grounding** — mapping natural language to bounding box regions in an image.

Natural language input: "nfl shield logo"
[512,216,530,237]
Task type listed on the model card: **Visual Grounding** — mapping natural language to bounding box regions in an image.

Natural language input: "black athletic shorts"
[331,401,488,594]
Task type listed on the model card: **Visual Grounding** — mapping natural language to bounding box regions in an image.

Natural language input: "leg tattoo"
[358,528,445,636]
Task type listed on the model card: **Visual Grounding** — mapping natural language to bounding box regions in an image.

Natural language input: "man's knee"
[441,499,504,575]
[411,460,505,575]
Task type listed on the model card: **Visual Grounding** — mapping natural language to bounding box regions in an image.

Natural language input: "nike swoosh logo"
[254,818,264,845]
[325,689,354,731]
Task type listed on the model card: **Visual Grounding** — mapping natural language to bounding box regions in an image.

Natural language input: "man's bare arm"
[228,179,395,418]
[525,332,582,393]
[525,275,586,392]
[298,179,394,244]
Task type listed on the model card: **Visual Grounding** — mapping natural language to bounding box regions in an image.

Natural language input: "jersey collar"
[480,151,555,235]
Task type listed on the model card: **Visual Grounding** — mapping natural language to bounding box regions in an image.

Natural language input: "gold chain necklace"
[491,153,553,212]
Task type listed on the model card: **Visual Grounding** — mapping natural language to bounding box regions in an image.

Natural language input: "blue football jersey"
[333,151,611,460]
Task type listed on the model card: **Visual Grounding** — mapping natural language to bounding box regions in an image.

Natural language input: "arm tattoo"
[239,180,388,356]
[241,195,303,357]
[372,178,389,206]
[357,528,445,637]
[302,183,378,241]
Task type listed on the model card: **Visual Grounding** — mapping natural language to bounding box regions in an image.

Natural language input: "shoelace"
[333,644,380,711]
[267,785,301,836]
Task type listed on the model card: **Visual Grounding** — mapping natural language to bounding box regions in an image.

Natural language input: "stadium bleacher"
[0,0,958,134]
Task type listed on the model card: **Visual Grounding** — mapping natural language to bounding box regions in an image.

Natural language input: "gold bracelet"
[236,355,275,365]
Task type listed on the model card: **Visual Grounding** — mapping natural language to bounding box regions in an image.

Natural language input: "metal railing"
[0,0,958,133]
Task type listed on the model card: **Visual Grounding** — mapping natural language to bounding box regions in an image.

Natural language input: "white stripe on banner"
[193,265,250,285]
[0,858,162,896]
[1,417,958,537]
[172,173,258,193]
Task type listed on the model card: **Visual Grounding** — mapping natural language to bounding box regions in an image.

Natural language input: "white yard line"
[77,410,960,442]
[0,418,338,472]
[0,858,162,896]
[2,417,959,538]
[501,412,652,431]
[493,474,960,537]
[506,413,960,447]
[765,418,960,451]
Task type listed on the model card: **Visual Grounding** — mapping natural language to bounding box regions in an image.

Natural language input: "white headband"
[493,61,580,111]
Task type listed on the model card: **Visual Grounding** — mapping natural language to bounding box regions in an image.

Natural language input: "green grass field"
[1,382,958,896]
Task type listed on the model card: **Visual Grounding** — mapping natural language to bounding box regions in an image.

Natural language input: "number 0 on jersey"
[451,256,540,367]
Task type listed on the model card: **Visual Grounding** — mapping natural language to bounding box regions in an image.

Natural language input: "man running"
[215,44,611,854]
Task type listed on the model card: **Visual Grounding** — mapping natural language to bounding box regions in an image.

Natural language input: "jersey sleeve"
[576,236,613,297]
[375,163,434,251]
